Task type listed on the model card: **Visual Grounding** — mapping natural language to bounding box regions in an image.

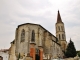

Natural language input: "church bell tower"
[55,10,67,52]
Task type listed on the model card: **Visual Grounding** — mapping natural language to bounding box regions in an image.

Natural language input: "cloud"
[17,0,52,10]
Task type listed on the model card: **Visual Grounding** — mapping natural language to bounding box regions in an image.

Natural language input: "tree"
[65,39,77,58]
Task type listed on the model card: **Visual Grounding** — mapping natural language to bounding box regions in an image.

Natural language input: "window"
[61,26,63,31]
[58,26,60,31]
[31,30,35,42]
[59,34,61,40]
[21,29,25,42]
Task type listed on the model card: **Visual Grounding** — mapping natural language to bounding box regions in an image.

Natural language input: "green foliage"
[78,52,80,57]
[65,40,77,58]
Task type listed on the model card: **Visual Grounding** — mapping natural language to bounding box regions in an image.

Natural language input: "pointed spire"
[57,10,63,23]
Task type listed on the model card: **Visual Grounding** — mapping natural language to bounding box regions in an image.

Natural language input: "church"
[8,11,67,60]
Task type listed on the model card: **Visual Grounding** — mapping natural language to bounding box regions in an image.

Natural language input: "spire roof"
[57,10,63,23]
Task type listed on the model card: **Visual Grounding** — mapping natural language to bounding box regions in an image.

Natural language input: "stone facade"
[14,23,63,60]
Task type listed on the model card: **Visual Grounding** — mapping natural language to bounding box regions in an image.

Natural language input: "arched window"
[21,29,25,42]
[59,34,61,40]
[31,30,35,42]
[58,26,60,31]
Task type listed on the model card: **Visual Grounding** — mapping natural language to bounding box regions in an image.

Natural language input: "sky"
[0,0,80,50]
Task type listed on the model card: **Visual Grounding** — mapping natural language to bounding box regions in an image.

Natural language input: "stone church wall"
[11,23,64,60]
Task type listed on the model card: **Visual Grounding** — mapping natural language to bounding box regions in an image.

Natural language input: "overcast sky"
[0,0,80,50]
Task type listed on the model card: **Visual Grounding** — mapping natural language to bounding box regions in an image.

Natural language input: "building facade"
[9,11,67,60]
